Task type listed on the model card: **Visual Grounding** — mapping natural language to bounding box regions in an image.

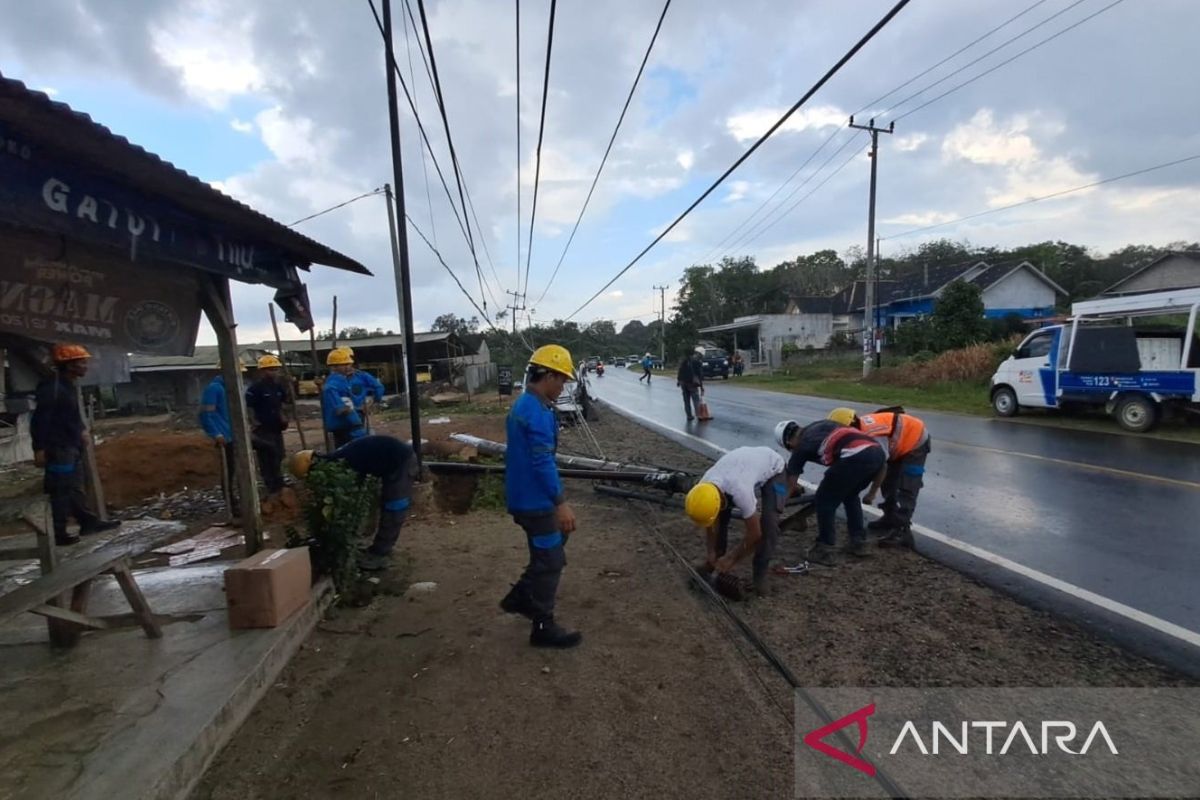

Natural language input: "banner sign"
[498,364,514,396]
[0,124,305,290]
[0,231,201,355]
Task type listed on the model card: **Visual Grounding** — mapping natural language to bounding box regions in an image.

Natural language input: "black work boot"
[530,618,582,649]
[878,525,915,549]
[499,583,537,619]
[55,532,81,546]
[867,517,899,533]
[844,538,872,558]
[81,519,121,536]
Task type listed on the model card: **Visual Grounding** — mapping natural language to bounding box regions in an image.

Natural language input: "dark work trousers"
[218,441,241,516]
[681,386,701,420]
[252,429,286,494]
[367,457,416,556]
[332,427,363,448]
[512,511,566,622]
[639,367,652,383]
[879,440,930,527]
[42,446,100,537]
[814,447,887,547]
[714,473,786,583]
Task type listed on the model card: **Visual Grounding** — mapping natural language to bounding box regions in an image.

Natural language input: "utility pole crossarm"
[847,116,894,378]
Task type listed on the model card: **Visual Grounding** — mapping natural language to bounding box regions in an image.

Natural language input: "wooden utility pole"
[268,303,308,449]
[653,284,669,364]
[849,115,893,378]
[382,0,423,466]
[505,289,526,336]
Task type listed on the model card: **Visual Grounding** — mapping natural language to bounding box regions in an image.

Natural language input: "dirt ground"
[195,407,1192,800]
[96,431,222,507]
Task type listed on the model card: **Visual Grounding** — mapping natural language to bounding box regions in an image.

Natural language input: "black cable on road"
[563,0,912,321]
[531,0,672,309]
[641,507,908,798]
[522,0,558,301]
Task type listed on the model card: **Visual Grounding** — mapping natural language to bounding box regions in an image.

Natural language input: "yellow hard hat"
[828,407,856,426]
[257,354,283,369]
[289,450,315,479]
[529,344,574,378]
[684,482,723,528]
[340,345,355,356]
[326,348,354,366]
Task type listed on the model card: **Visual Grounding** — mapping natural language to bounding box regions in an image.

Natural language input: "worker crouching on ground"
[776,418,886,566]
[676,348,704,422]
[829,407,929,548]
[246,355,290,502]
[199,362,242,517]
[322,348,366,447]
[684,446,787,597]
[31,344,120,546]
[289,435,416,571]
[499,343,582,649]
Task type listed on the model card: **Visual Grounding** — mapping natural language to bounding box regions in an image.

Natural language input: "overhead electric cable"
[531,0,672,308]
[522,0,558,300]
[563,0,912,321]
[881,153,1200,241]
[289,187,385,227]
[406,213,498,331]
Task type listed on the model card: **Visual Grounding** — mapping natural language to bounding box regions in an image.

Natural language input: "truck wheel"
[1114,395,1157,433]
[992,387,1018,417]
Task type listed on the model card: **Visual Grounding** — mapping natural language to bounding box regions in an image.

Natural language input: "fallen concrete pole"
[593,483,686,508]
[427,460,694,493]
[449,433,684,476]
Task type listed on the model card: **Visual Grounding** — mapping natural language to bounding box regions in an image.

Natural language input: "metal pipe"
[426,460,691,489]
[593,484,686,508]
[1182,302,1198,370]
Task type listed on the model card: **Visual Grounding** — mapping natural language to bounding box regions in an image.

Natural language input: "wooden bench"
[0,533,171,647]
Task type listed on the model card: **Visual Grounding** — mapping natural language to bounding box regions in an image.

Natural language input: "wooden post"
[309,328,333,452]
[76,385,107,521]
[202,276,263,552]
[268,303,308,449]
[331,296,338,351]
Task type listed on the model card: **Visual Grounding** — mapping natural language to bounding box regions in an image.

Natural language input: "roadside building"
[1102,251,1200,296]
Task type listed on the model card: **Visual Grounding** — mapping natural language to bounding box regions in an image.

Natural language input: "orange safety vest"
[855,412,927,460]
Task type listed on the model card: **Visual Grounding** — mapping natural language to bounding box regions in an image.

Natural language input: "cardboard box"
[224,548,312,629]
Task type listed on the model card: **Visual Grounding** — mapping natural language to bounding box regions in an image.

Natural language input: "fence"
[463,362,498,394]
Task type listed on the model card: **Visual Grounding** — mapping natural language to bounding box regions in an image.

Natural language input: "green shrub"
[301,460,379,594]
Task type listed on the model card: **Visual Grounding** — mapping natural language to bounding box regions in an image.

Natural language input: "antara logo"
[803,704,1119,776]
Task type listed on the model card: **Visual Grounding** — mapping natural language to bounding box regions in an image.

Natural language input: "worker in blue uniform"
[32,344,120,545]
[289,435,416,571]
[499,343,582,649]
[199,362,242,517]
[322,348,365,447]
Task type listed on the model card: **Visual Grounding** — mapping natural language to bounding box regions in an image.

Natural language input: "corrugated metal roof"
[267,332,454,352]
[0,72,370,276]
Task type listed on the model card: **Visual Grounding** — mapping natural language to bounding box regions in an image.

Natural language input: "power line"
[415,0,490,310]
[288,187,385,227]
[406,212,498,331]
[531,0,672,308]
[563,0,913,321]
[367,0,499,314]
[696,0,1051,266]
[400,0,437,247]
[894,0,1126,122]
[881,153,1200,241]
[522,0,558,301]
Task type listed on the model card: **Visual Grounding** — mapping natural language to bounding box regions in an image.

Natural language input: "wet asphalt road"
[592,367,1200,644]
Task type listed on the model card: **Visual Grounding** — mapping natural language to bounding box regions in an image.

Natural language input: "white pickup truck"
[990,287,1200,432]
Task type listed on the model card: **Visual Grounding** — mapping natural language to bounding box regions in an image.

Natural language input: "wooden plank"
[31,603,110,630]
[109,560,162,639]
[0,547,42,562]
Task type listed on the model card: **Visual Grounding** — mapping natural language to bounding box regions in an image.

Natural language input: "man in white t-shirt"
[684,446,787,596]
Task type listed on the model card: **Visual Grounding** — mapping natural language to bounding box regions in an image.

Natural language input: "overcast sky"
[2,0,1198,345]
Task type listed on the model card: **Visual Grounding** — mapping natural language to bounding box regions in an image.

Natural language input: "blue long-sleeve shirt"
[505,391,564,514]
[349,369,386,410]
[322,372,363,434]
[199,376,233,441]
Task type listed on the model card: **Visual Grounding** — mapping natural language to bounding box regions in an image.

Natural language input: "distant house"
[1102,251,1200,296]
[829,261,1065,333]
[115,345,265,412]
[697,299,836,367]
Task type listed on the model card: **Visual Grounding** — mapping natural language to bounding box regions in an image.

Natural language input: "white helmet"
[774,419,800,449]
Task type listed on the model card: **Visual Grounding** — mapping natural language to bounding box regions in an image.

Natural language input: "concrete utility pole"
[505,289,526,336]
[653,284,669,364]
[849,115,893,378]
[383,183,413,412]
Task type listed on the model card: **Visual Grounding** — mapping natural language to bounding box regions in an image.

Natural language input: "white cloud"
[38,86,59,96]
[151,2,263,108]
[881,210,957,227]
[894,133,928,152]
[609,290,624,298]
[676,150,694,170]
[230,118,255,134]
[726,104,845,143]
[941,109,1038,166]
[725,180,751,202]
